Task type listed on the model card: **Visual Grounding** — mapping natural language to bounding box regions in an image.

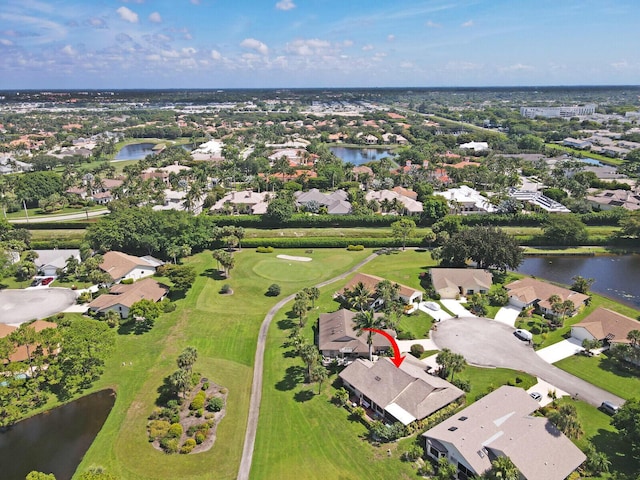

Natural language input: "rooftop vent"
[448,426,458,432]
[374,376,381,381]
[459,416,468,421]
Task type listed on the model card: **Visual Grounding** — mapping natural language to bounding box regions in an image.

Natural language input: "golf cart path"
[237,253,379,480]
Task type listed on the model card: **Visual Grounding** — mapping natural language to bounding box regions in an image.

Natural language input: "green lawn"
[75,248,371,480]
[457,365,536,402]
[398,310,433,339]
[5,205,104,220]
[555,353,640,400]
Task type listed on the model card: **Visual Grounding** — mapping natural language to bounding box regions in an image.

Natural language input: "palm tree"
[486,456,520,480]
[349,282,372,312]
[10,324,37,377]
[627,329,640,347]
[177,346,198,374]
[549,404,583,440]
[300,344,320,381]
[169,368,191,399]
[292,298,309,327]
[309,364,328,394]
[354,310,384,360]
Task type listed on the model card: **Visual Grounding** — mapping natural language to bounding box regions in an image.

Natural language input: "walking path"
[8,208,109,224]
[236,253,379,480]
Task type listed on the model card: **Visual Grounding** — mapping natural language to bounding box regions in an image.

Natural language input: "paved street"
[0,288,78,325]
[432,316,624,407]
[8,208,109,224]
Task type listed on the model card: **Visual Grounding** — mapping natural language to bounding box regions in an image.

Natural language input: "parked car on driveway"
[30,278,42,287]
[600,401,620,415]
[41,277,54,286]
[424,301,441,311]
[530,392,542,401]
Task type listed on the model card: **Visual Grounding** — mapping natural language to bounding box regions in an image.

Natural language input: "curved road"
[8,208,109,224]
[432,317,624,407]
[236,253,379,480]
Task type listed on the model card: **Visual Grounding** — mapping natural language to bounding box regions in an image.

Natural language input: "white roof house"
[459,141,489,152]
[34,249,81,277]
[434,185,496,214]
[509,189,571,213]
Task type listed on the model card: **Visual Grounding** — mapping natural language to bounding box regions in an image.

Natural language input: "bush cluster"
[346,244,365,251]
[256,246,275,253]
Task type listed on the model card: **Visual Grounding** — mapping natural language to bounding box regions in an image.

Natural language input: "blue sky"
[0,0,638,89]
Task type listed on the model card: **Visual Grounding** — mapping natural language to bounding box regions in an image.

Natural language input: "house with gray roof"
[422,385,586,480]
[339,355,464,426]
[318,309,393,360]
[34,249,81,277]
[429,268,493,299]
[294,188,352,214]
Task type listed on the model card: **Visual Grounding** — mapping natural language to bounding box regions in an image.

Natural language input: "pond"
[516,254,640,309]
[114,142,157,161]
[0,389,116,480]
[329,146,395,165]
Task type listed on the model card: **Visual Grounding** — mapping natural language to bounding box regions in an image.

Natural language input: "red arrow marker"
[363,328,406,368]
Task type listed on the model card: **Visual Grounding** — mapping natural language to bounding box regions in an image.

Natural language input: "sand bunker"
[276,254,312,262]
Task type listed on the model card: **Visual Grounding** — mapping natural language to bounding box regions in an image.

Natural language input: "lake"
[0,389,116,480]
[113,142,157,161]
[516,254,640,309]
[329,146,395,165]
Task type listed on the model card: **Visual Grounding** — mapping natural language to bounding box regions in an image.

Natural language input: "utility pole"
[22,200,29,224]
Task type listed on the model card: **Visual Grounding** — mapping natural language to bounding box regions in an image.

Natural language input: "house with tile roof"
[571,307,640,347]
[434,185,497,214]
[339,272,423,307]
[429,268,493,299]
[504,278,589,318]
[339,355,464,426]
[99,251,161,283]
[422,385,586,480]
[0,320,58,364]
[318,309,394,360]
[87,277,169,319]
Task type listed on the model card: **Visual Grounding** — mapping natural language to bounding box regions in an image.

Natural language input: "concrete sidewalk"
[396,338,439,353]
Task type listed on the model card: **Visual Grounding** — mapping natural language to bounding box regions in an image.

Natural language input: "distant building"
[562,137,592,149]
[508,188,571,213]
[87,277,168,319]
[459,141,489,152]
[520,104,597,119]
[434,185,496,214]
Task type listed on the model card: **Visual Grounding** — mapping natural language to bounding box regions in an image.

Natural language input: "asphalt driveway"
[0,288,78,325]
[432,316,624,408]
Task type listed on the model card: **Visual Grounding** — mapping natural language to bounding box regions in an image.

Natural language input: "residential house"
[587,189,640,211]
[210,190,272,215]
[339,272,423,308]
[268,148,316,167]
[0,320,58,364]
[33,249,81,277]
[563,137,592,149]
[339,355,464,426]
[318,309,394,360]
[365,189,423,215]
[87,277,169,319]
[141,163,191,186]
[508,189,571,213]
[382,133,409,145]
[571,307,640,347]
[152,189,206,215]
[429,268,493,299]
[99,251,162,283]
[422,386,586,480]
[459,141,489,152]
[504,278,589,317]
[294,188,352,214]
[434,185,497,214]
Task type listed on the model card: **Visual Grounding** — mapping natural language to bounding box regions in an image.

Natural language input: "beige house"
[429,268,493,299]
[318,309,393,359]
[339,356,464,426]
[504,278,589,317]
[87,277,168,319]
[339,272,423,307]
[99,251,161,283]
[571,307,640,346]
[423,386,586,480]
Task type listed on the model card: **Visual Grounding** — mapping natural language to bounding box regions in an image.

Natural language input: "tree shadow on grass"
[155,374,179,407]
[590,428,638,475]
[598,354,640,380]
[200,268,226,280]
[282,349,298,359]
[277,318,296,330]
[294,389,315,403]
[275,365,306,391]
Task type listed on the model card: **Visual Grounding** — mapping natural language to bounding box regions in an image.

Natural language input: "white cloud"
[611,60,629,69]
[362,44,374,51]
[445,61,481,71]
[275,0,296,11]
[500,63,534,72]
[343,40,353,47]
[61,44,76,56]
[461,20,474,28]
[400,61,414,68]
[387,34,395,42]
[146,54,161,62]
[286,38,332,56]
[149,12,162,23]
[116,6,139,23]
[0,38,13,46]
[426,20,441,28]
[211,49,222,60]
[241,38,268,55]
[182,47,196,56]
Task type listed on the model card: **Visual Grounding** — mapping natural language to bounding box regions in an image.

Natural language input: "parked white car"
[424,301,441,311]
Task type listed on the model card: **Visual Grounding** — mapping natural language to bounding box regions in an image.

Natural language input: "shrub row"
[242,237,422,249]
[22,221,93,230]
[256,246,275,253]
[208,214,401,228]
[30,240,83,249]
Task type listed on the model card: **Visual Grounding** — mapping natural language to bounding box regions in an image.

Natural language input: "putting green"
[252,258,322,282]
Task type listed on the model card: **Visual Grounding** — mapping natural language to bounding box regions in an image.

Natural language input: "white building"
[434,185,496,214]
[520,104,597,119]
[459,141,489,152]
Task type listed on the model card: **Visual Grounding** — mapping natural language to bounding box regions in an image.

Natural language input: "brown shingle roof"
[340,273,421,302]
[2,320,58,363]
[574,307,640,344]
[505,277,589,309]
[318,309,392,355]
[100,251,155,281]
[430,268,493,293]
[88,278,168,312]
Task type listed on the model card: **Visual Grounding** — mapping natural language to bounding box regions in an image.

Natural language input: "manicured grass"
[457,365,537,403]
[398,310,433,339]
[359,248,436,292]
[29,229,87,242]
[545,144,623,166]
[75,248,371,480]
[5,205,104,220]
[561,398,637,478]
[555,353,640,400]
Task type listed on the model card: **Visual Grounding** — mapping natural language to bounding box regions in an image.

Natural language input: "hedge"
[22,221,94,230]
[30,240,83,249]
[208,213,401,228]
[242,237,422,248]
